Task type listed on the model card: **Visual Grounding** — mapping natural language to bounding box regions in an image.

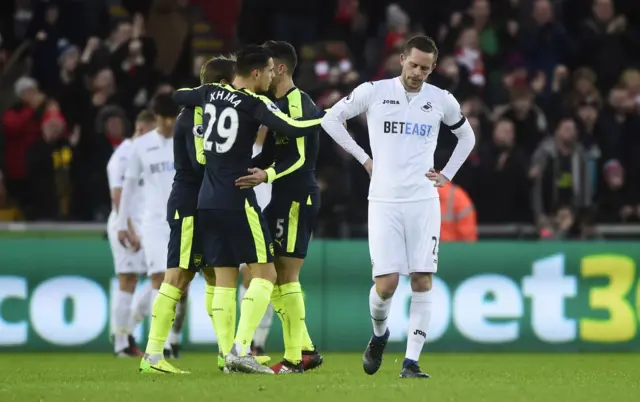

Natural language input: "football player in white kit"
[116,93,186,358]
[321,36,475,378]
[106,110,156,357]
[238,127,274,356]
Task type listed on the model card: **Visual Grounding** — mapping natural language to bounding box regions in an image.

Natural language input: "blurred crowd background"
[0,0,639,240]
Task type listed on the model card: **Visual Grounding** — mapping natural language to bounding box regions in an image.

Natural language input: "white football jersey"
[124,130,175,227]
[252,142,272,210]
[323,78,465,203]
[106,139,144,229]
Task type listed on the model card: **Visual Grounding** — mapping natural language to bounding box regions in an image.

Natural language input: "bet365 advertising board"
[1,238,639,352]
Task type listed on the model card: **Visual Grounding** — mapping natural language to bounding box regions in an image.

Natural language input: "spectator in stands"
[1,77,51,211]
[28,2,69,94]
[531,117,593,234]
[596,159,636,223]
[578,0,637,93]
[494,86,547,156]
[439,181,478,242]
[25,105,71,220]
[476,118,530,223]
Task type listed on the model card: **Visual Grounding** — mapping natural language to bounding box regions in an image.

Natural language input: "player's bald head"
[200,54,236,85]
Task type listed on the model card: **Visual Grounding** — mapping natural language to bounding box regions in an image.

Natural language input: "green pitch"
[1,353,638,402]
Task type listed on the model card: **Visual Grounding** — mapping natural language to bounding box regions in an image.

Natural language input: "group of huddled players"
[108,35,475,378]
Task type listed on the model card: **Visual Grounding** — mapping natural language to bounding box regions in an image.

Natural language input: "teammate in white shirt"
[321,36,475,378]
[106,110,156,357]
[116,94,186,357]
[238,129,274,356]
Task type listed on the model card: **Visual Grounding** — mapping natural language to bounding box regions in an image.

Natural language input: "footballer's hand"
[128,231,141,252]
[363,158,373,178]
[426,168,449,187]
[118,230,131,248]
[235,168,268,189]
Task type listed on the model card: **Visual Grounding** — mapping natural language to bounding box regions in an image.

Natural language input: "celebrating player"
[321,36,475,378]
[137,56,244,374]
[172,44,323,374]
[236,40,324,373]
[237,126,274,357]
[106,110,155,357]
[116,93,184,363]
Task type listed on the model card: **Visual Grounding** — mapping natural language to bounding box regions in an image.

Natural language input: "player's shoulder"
[132,130,157,148]
[422,83,457,101]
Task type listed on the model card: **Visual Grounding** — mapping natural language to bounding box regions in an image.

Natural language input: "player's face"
[257,58,275,92]
[135,122,155,136]
[268,60,286,92]
[400,48,436,91]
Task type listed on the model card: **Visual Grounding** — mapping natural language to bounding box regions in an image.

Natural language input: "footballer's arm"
[115,144,143,250]
[183,106,206,174]
[251,130,275,170]
[320,83,372,172]
[439,91,476,182]
[172,85,209,108]
[253,95,323,138]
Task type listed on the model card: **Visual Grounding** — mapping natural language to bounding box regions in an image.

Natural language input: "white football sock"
[150,288,159,317]
[252,303,274,348]
[168,297,187,345]
[238,284,247,311]
[405,290,433,362]
[130,283,152,329]
[369,285,392,337]
[114,290,133,352]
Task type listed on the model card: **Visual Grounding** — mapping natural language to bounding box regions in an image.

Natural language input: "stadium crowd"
[0,0,639,239]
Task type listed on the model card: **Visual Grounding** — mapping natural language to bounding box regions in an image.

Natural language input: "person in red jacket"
[1,77,49,210]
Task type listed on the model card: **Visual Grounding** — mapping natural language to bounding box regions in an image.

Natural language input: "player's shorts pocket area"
[167,214,203,271]
[265,197,319,258]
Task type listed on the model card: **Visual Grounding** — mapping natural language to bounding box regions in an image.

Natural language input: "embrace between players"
[133,35,475,377]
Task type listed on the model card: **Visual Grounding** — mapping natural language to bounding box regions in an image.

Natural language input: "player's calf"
[114,273,141,357]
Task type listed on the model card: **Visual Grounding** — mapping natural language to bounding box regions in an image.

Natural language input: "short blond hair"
[136,109,156,125]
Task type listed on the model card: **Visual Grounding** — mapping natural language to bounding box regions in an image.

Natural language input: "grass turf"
[1,353,638,402]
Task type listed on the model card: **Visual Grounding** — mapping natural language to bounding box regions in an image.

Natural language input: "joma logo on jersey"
[383,99,400,105]
[149,161,175,174]
[383,121,433,137]
[209,90,242,107]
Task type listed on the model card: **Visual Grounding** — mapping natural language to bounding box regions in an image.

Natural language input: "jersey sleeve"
[107,150,127,190]
[320,82,374,165]
[124,141,143,179]
[440,90,476,181]
[189,106,206,171]
[173,85,207,107]
[442,90,466,129]
[261,90,312,183]
[252,95,322,138]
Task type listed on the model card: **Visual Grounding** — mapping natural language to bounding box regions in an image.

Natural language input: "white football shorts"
[107,223,147,275]
[368,198,441,278]
[140,222,171,275]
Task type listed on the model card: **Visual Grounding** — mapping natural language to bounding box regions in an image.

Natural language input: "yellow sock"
[212,286,237,356]
[145,283,182,356]
[204,284,218,338]
[301,320,315,352]
[280,282,304,364]
[271,285,290,351]
[234,278,273,355]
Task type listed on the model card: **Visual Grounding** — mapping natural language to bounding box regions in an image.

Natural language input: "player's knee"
[249,263,277,283]
[117,274,137,293]
[163,269,194,292]
[410,273,432,292]
[214,267,239,288]
[201,268,216,286]
[375,274,399,299]
[275,257,302,284]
